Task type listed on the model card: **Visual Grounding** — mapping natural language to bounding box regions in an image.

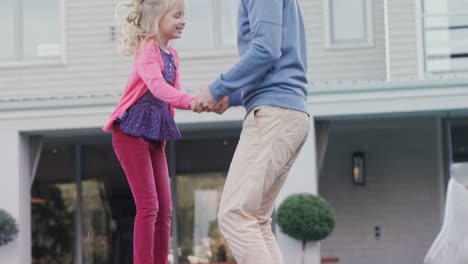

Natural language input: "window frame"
[0,0,66,68]
[174,0,239,58]
[323,0,374,50]
[422,10,468,74]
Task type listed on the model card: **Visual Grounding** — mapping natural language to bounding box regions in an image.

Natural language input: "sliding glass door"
[31,131,240,264]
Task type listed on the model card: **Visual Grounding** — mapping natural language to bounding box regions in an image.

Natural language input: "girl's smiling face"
[159,0,186,41]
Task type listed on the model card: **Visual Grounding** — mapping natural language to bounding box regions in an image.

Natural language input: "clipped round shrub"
[277,193,335,242]
[0,209,19,246]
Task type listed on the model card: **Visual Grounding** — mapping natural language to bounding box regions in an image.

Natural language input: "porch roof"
[1,78,468,120]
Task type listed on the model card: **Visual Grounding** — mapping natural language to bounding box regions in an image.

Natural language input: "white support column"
[384,0,391,81]
[276,117,320,264]
[0,128,31,264]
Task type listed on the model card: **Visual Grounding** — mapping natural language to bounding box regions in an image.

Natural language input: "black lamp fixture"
[352,152,366,185]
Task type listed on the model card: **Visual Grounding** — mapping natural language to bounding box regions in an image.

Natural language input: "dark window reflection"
[31,146,76,264]
[31,134,240,264]
[82,144,134,264]
[175,138,238,264]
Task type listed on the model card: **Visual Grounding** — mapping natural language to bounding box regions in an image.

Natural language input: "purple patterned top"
[116,48,182,141]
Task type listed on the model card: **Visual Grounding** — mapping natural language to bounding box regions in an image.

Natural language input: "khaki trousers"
[218,106,310,264]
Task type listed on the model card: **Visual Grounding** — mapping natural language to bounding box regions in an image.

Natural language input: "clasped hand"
[190,87,229,114]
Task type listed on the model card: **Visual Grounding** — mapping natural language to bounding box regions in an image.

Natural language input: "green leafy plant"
[32,186,74,263]
[0,209,19,247]
[277,193,335,264]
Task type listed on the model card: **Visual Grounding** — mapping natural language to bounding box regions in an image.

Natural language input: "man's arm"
[228,90,242,107]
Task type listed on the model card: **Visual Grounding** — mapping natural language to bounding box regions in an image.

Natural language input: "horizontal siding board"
[305,0,386,82]
[320,118,442,264]
[0,0,430,102]
[388,0,419,79]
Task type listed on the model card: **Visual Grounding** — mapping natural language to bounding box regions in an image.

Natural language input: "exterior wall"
[387,0,420,80]
[277,122,320,264]
[0,0,238,100]
[0,0,125,99]
[303,0,387,82]
[0,130,29,264]
[0,0,456,263]
[0,100,321,264]
[319,117,444,264]
[0,104,123,263]
[178,53,239,93]
[1,0,420,101]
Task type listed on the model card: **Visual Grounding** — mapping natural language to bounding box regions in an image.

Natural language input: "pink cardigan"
[103,41,193,132]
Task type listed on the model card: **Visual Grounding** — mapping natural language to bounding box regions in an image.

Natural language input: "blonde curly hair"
[115,0,178,55]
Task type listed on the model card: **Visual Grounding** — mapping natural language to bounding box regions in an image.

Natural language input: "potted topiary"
[0,209,19,247]
[277,193,335,264]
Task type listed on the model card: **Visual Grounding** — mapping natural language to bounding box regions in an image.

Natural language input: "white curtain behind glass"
[23,0,61,58]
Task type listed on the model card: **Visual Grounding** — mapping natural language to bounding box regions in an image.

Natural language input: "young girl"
[102,0,193,263]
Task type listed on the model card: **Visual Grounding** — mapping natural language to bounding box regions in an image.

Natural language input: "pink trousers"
[112,125,172,264]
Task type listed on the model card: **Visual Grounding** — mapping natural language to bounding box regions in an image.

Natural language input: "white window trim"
[324,0,374,50]
[422,11,468,74]
[174,0,238,53]
[0,0,67,68]
[415,0,425,80]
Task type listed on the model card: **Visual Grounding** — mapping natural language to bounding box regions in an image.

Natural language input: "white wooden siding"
[0,0,234,100]
[320,118,442,264]
[387,0,420,80]
[303,0,387,83]
[0,0,127,99]
[0,0,443,100]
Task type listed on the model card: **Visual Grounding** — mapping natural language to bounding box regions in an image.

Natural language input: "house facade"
[0,0,467,263]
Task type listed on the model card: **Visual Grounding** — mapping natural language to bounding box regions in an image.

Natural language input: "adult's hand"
[213,96,229,115]
[194,87,218,113]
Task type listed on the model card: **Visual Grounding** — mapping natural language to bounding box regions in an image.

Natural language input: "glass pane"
[424,0,468,14]
[23,0,61,58]
[424,15,468,72]
[176,0,214,50]
[330,0,367,43]
[82,144,135,264]
[221,0,239,48]
[0,0,15,60]
[451,124,468,162]
[176,173,236,263]
[31,145,76,264]
[448,0,468,13]
[175,137,239,264]
[424,0,449,14]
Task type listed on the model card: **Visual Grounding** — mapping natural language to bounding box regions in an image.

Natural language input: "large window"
[31,130,242,264]
[31,145,77,264]
[176,0,239,51]
[31,143,135,264]
[174,137,239,263]
[324,0,373,49]
[0,0,62,62]
[423,0,468,73]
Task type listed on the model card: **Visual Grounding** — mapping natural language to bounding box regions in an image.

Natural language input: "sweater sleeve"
[136,43,193,109]
[228,90,242,107]
[209,0,283,101]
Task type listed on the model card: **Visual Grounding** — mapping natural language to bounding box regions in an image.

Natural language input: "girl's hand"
[195,87,217,112]
[190,97,198,112]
